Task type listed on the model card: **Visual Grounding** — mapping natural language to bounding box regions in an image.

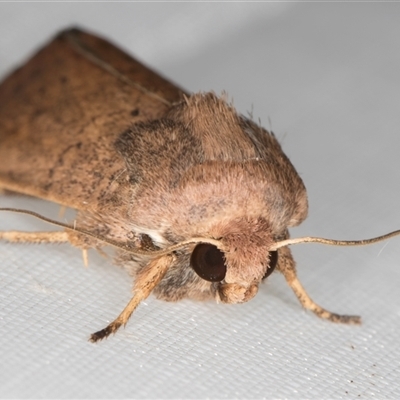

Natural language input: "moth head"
[187,216,278,304]
[190,242,278,304]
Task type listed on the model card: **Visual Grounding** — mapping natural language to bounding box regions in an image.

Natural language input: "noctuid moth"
[0,28,399,342]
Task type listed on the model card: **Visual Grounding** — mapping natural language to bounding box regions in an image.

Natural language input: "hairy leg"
[277,245,361,324]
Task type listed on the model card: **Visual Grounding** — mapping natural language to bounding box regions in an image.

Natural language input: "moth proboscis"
[0,28,398,342]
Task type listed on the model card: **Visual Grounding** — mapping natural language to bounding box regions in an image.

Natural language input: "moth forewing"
[0,28,184,209]
[1,28,397,341]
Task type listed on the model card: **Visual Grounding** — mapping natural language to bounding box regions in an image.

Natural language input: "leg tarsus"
[0,231,69,243]
[288,275,361,324]
[277,245,361,325]
[89,254,174,343]
[90,324,120,343]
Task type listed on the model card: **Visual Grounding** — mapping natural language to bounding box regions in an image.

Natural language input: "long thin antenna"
[271,230,400,251]
[2,208,399,255]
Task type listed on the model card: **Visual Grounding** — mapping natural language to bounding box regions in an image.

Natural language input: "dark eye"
[190,243,227,282]
[262,251,278,280]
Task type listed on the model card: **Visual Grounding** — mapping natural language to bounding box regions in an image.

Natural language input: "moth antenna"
[271,230,400,251]
[0,208,222,255]
[89,254,174,342]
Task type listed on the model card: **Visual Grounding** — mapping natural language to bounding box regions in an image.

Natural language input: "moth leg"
[0,231,69,243]
[89,254,174,343]
[277,246,361,324]
[82,249,89,267]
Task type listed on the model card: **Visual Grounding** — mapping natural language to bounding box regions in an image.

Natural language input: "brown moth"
[0,28,399,342]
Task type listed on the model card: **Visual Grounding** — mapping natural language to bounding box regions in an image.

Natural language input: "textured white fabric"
[1,3,400,398]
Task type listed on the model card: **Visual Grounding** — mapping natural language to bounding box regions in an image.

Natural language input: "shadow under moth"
[0,28,399,342]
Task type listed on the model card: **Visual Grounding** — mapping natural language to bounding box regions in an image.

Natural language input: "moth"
[0,28,398,342]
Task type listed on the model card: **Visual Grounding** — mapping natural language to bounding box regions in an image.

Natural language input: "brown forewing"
[0,28,185,211]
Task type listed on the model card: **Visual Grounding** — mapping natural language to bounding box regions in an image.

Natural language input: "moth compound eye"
[262,251,278,280]
[190,243,227,282]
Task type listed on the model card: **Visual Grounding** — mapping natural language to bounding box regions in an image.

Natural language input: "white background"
[1,2,400,398]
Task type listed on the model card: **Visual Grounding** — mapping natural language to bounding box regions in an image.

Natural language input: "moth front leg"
[277,245,361,324]
[90,254,175,342]
[0,230,91,266]
[0,231,69,243]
